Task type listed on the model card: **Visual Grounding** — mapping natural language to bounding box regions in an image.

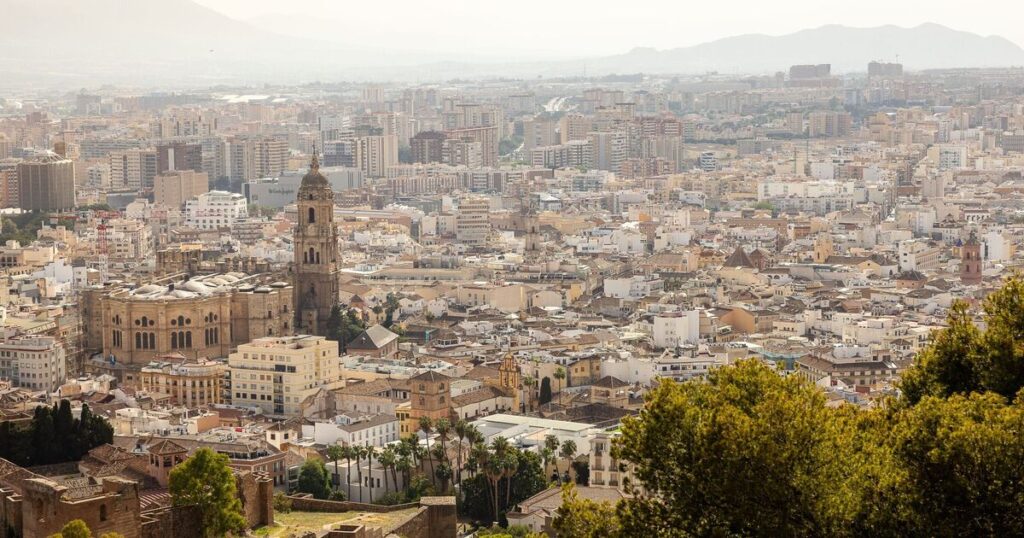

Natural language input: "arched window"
[315,251,321,264]
[171,332,178,349]
[308,207,316,224]
[185,331,192,348]
[100,504,108,522]
[303,251,308,263]
[135,333,142,349]
[177,315,185,327]
[309,247,315,264]
[149,332,155,349]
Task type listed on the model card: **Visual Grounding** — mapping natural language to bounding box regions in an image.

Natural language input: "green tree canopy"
[552,485,620,538]
[48,519,91,538]
[612,360,858,537]
[900,275,1024,403]
[297,459,332,500]
[539,377,552,405]
[168,448,246,537]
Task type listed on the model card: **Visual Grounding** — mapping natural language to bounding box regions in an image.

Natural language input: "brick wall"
[139,505,203,538]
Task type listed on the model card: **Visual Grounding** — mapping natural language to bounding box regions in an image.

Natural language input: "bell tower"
[294,150,340,335]
[498,351,522,412]
[960,230,983,286]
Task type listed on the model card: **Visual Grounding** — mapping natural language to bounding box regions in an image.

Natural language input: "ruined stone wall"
[139,505,202,538]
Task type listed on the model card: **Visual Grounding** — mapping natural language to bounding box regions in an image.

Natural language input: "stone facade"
[293,154,341,336]
[82,273,293,369]
[20,476,142,538]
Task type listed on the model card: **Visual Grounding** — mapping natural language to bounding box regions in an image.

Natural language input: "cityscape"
[2,1,1024,537]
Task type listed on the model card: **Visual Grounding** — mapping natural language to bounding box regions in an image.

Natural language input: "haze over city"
[2,1,1024,537]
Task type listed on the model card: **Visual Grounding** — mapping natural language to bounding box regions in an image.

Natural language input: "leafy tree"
[539,377,552,405]
[272,492,292,513]
[899,300,981,404]
[476,524,545,537]
[900,275,1024,403]
[48,519,91,538]
[875,393,1024,536]
[297,459,332,500]
[168,448,246,537]
[571,461,590,486]
[612,360,856,537]
[552,485,620,538]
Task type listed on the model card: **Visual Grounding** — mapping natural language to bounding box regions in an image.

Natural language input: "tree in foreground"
[880,392,1024,536]
[552,485,619,537]
[168,448,246,537]
[900,275,1024,403]
[612,360,857,537]
[48,520,91,538]
[297,459,332,500]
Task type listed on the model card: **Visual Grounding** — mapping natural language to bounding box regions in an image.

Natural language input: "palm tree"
[559,440,577,480]
[435,418,451,466]
[418,417,435,485]
[432,443,451,493]
[490,437,512,516]
[396,453,412,493]
[501,450,518,514]
[353,445,366,502]
[553,367,566,406]
[365,445,377,502]
[543,435,560,476]
[521,375,535,412]
[453,419,469,486]
[379,446,397,495]
[326,444,343,492]
[342,445,354,501]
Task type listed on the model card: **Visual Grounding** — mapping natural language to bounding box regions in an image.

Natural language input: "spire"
[310,143,320,172]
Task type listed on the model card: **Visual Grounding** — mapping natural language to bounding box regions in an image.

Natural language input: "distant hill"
[1,3,1022,88]
[578,23,1024,74]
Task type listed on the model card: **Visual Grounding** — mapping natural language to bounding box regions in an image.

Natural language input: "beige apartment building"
[135,356,226,407]
[154,169,208,209]
[228,335,343,417]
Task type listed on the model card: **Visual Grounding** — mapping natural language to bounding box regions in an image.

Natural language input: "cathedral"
[293,151,341,335]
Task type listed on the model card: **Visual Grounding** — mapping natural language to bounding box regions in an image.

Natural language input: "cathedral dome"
[301,153,330,188]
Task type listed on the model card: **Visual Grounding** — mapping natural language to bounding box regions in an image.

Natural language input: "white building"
[0,336,66,392]
[185,190,248,230]
[652,310,700,348]
[604,276,664,300]
[302,413,400,447]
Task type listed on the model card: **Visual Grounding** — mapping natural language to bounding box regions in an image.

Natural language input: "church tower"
[960,230,983,285]
[498,351,522,412]
[294,151,340,335]
[517,192,541,254]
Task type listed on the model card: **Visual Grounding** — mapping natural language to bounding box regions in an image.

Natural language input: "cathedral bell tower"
[294,150,340,335]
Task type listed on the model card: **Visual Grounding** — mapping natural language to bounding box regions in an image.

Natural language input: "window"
[308,207,315,223]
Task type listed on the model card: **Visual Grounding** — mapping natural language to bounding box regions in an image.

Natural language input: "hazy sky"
[194,0,1024,59]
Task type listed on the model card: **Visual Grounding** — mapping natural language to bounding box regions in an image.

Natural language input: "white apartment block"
[652,310,700,349]
[302,413,400,447]
[0,336,66,392]
[228,335,343,417]
[185,190,248,230]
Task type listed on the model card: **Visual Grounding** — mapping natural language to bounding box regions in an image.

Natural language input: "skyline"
[195,0,1024,59]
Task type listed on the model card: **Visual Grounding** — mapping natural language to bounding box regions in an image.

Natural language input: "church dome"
[301,153,330,188]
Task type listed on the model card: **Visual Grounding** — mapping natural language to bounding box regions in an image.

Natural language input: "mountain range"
[2,0,1023,88]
